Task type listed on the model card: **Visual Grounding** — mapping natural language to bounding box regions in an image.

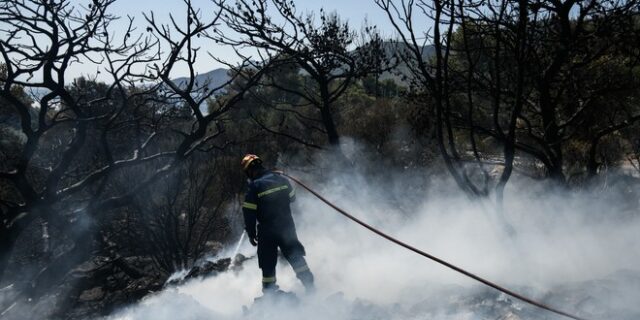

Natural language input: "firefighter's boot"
[262,276,279,294]
[296,269,315,295]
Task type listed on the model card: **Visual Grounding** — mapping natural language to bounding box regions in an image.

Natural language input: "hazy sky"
[51,0,431,81]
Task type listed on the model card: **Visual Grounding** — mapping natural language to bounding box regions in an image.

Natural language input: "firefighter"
[240,154,315,294]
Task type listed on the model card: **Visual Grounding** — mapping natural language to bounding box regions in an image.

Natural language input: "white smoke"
[107,148,640,320]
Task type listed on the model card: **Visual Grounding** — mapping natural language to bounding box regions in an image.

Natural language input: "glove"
[248,234,258,246]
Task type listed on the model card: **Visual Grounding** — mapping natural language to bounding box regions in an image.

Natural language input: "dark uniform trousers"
[258,228,314,290]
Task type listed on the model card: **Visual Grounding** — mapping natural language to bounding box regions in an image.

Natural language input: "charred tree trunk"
[587,138,600,178]
[0,225,19,284]
[495,0,529,234]
[539,83,566,184]
[319,82,340,146]
[0,206,39,284]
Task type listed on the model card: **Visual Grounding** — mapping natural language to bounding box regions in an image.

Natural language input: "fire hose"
[281,172,591,320]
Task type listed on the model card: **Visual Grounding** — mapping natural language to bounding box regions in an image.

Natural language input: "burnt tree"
[215,0,390,147]
[0,0,269,310]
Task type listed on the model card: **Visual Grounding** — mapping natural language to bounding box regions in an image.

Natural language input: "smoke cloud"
[107,146,640,320]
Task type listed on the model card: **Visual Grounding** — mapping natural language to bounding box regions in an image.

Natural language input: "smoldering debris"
[106,269,640,320]
[165,254,253,287]
[106,163,640,320]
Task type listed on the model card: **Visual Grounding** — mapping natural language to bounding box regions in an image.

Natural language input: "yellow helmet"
[241,154,262,171]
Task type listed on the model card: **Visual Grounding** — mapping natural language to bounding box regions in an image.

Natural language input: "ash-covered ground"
[106,166,640,320]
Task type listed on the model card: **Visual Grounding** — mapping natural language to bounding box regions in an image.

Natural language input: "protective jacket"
[242,170,297,238]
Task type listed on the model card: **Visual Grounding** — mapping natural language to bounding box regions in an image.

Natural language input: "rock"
[184,258,231,280]
[123,256,156,275]
[78,287,104,302]
[165,255,256,287]
[203,241,224,256]
[125,276,163,297]
[230,253,250,271]
[497,311,522,320]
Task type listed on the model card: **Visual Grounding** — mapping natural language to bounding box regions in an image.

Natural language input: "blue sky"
[30,0,433,81]
[102,0,420,79]
[109,0,401,32]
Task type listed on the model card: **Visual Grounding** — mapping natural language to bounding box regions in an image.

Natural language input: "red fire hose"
[282,172,591,320]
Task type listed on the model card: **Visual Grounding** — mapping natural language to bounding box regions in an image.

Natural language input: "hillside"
[171,68,231,93]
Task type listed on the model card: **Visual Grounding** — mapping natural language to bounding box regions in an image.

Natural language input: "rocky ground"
[102,260,640,320]
[236,269,640,320]
[0,243,249,320]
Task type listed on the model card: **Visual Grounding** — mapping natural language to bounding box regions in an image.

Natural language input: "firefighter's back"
[252,172,295,233]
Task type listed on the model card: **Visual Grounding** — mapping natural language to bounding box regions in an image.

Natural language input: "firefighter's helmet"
[241,154,262,172]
